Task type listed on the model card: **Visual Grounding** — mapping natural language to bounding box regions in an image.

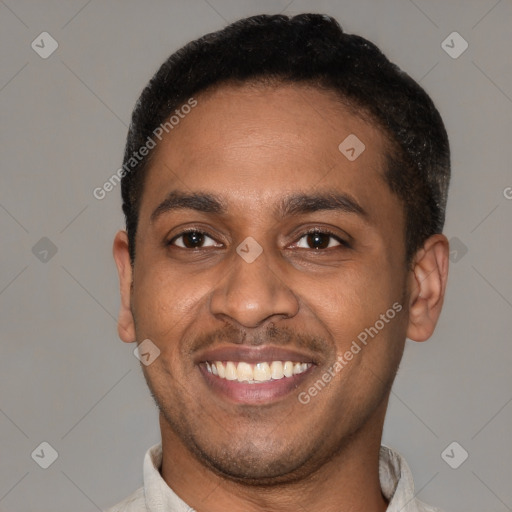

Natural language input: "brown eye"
[306,232,331,249]
[295,231,344,250]
[170,231,219,249]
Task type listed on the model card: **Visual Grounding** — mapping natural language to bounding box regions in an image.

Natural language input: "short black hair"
[121,13,450,265]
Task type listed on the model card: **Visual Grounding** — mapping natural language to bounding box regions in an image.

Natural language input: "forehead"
[140,82,395,220]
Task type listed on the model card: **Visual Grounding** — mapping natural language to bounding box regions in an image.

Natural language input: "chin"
[188,435,325,486]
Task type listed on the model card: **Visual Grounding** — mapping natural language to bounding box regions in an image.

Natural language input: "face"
[116,83,414,483]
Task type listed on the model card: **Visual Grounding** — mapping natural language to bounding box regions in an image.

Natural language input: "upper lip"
[194,345,320,365]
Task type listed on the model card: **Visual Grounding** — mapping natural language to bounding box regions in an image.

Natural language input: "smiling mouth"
[195,345,319,403]
[203,360,312,384]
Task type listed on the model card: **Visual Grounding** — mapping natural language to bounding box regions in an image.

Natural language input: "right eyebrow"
[150,190,227,224]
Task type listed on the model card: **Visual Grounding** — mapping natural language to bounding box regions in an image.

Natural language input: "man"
[108,13,450,512]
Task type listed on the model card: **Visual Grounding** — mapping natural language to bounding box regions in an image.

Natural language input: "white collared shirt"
[104,443,445,512]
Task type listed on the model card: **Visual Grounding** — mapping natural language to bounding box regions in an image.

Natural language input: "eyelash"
[167,228,350,250]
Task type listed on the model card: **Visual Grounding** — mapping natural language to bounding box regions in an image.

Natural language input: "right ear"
[112,230,136,343]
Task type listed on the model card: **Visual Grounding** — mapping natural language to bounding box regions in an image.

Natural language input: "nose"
[209,246,299,329]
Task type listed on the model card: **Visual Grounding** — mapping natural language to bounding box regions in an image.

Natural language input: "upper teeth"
[205,361,311,383]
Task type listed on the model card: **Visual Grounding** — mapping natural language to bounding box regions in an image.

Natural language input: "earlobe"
[406,234,449,342]
[112,230,137,343]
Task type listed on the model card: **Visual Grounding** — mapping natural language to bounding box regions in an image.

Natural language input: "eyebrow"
[150,190,367,223]
[150,191,226,223]
[275,192,367,219]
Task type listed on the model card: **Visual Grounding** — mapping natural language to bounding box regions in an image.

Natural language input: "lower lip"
[198,364,314,404]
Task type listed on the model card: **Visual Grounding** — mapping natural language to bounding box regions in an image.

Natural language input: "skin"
[113,83,449,512]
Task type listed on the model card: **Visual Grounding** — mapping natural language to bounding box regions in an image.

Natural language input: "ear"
[112,230,136,343]
[406,234,449,342]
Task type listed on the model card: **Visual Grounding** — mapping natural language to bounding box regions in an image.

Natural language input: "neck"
[159,399,389,512]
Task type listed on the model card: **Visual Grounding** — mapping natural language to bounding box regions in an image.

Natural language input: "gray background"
[0,0,511,510]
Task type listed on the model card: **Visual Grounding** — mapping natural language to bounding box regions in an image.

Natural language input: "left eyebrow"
[274,192,368,220]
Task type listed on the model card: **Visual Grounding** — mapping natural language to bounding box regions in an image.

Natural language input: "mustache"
[190,322,328,354]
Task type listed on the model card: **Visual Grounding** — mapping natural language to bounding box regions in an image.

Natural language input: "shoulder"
[103,487,146,512]
[379,445,447,512]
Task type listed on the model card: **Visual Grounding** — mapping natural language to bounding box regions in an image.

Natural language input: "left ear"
[406,234,449,342]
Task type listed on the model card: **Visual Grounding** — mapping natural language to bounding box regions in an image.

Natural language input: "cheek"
[131,262,207,340]
[308,263,406,379]
[313,266,396,332]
